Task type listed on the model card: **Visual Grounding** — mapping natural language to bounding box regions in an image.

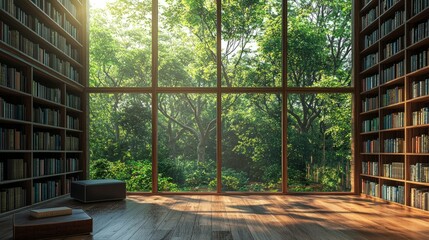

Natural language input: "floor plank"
[0,195,429,240]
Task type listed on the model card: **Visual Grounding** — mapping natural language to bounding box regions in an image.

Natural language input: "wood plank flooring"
[1,195,429,240]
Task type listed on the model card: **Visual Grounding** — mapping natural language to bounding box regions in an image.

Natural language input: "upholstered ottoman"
[71,179,126,203]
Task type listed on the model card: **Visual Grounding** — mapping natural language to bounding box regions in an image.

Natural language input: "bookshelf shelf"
[379,24,404,43]
[408,181,429,186]
[408,65,429,77]
[408,6,429,24]
[379,127,404,133]
[361,0,378,14]
[379,49,404,65]
[0,0,87,216]
[0,118,31,125]
[379,1,404,20]
[379,176,405,182]
[0,178,32,185]
[356,0,429,211]
[360,174,380,178]
[360,63,379,75]
[361,41,379,56]
[0,8,82,67]
[407,123,429,129]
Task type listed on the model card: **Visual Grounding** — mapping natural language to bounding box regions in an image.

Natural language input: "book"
[30,206,72,219]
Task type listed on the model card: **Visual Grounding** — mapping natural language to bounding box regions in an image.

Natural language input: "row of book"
[383,137,404,153]
[30,0,79,40]
[3,1,79,62]
[0,97,25,120]
[64,176,78,194]
[411,78,429,98]
[65,158,79,172]
[66,115,79,130]
[33,106,60,126]
[0,128,26,150]
[0,62,27,92]
[66,93,81,109]
[410,19,429,45]
[362,74,379,92]
[32,81,61,103]
[65,135,79,151]
[58,0,78,18]
[383,36,403,59]
[411,133,429,153]
[381,0,401,14]
[410,163,429,182]
[363,29,379,49]
[412,107,429,125]
[411,188,429,211]
[33,158,61,177]
[382,184,405,204]
[383,112,404,129]
[0,186,26,213]
[362,96,379,112]
[383,162,404,179]
[381,86,403,106]
[362,180,380,197]
[362,6,379,30]
[362,117,379,132]
[411,0,429,16]
[380,10,405,37]
[33,131,61,150]
[363,138,380,153]
[33,17,79,61]
[0,21,80,82]
[33,179,60,203]
[362,161,379,176]
[363,52,379,71]
[410,48,429,72]
[0,159,27,181]
[381,60,404,83]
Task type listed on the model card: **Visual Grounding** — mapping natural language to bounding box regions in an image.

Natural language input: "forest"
[89,0,353,192]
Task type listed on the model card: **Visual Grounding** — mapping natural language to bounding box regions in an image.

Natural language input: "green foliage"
[184,160,216,188]
[89,159,179,192]
[89,0,353,193]
[89,159,110,179]
[208,168,248,191]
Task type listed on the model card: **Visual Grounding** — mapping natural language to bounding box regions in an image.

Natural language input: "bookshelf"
[357,0,429,211]
[0,0,87,215]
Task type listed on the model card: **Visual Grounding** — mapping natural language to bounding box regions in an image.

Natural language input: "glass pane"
[222,94,282,192]
[159,0,217,87]
[287,0,352,87]
[89,1,152,87]
[287,93,352,192]
[89,94,152,192]
[221,0,282,87]
[158,94,217,191]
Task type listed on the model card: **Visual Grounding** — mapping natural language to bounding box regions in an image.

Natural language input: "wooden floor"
[1,195,429,240]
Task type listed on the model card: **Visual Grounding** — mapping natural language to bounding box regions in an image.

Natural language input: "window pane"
[159,0,217,87]
[89,2,152,87]
[89,94,152,192]
[287,93,352,192]
[222,94,282,192]
[221,0,282,87]
[287,0,352,87]
[158,94,217,191]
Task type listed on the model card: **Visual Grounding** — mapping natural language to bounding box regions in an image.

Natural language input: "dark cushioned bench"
[70,179,126,203]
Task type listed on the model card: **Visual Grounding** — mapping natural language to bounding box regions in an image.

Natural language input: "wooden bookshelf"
[356,0,429,211]
[0,0,87,215]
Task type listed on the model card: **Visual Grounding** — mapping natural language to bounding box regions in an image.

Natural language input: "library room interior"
[1,0,429,239]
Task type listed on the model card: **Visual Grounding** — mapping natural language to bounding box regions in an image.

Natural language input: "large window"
[88,0,353,193]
